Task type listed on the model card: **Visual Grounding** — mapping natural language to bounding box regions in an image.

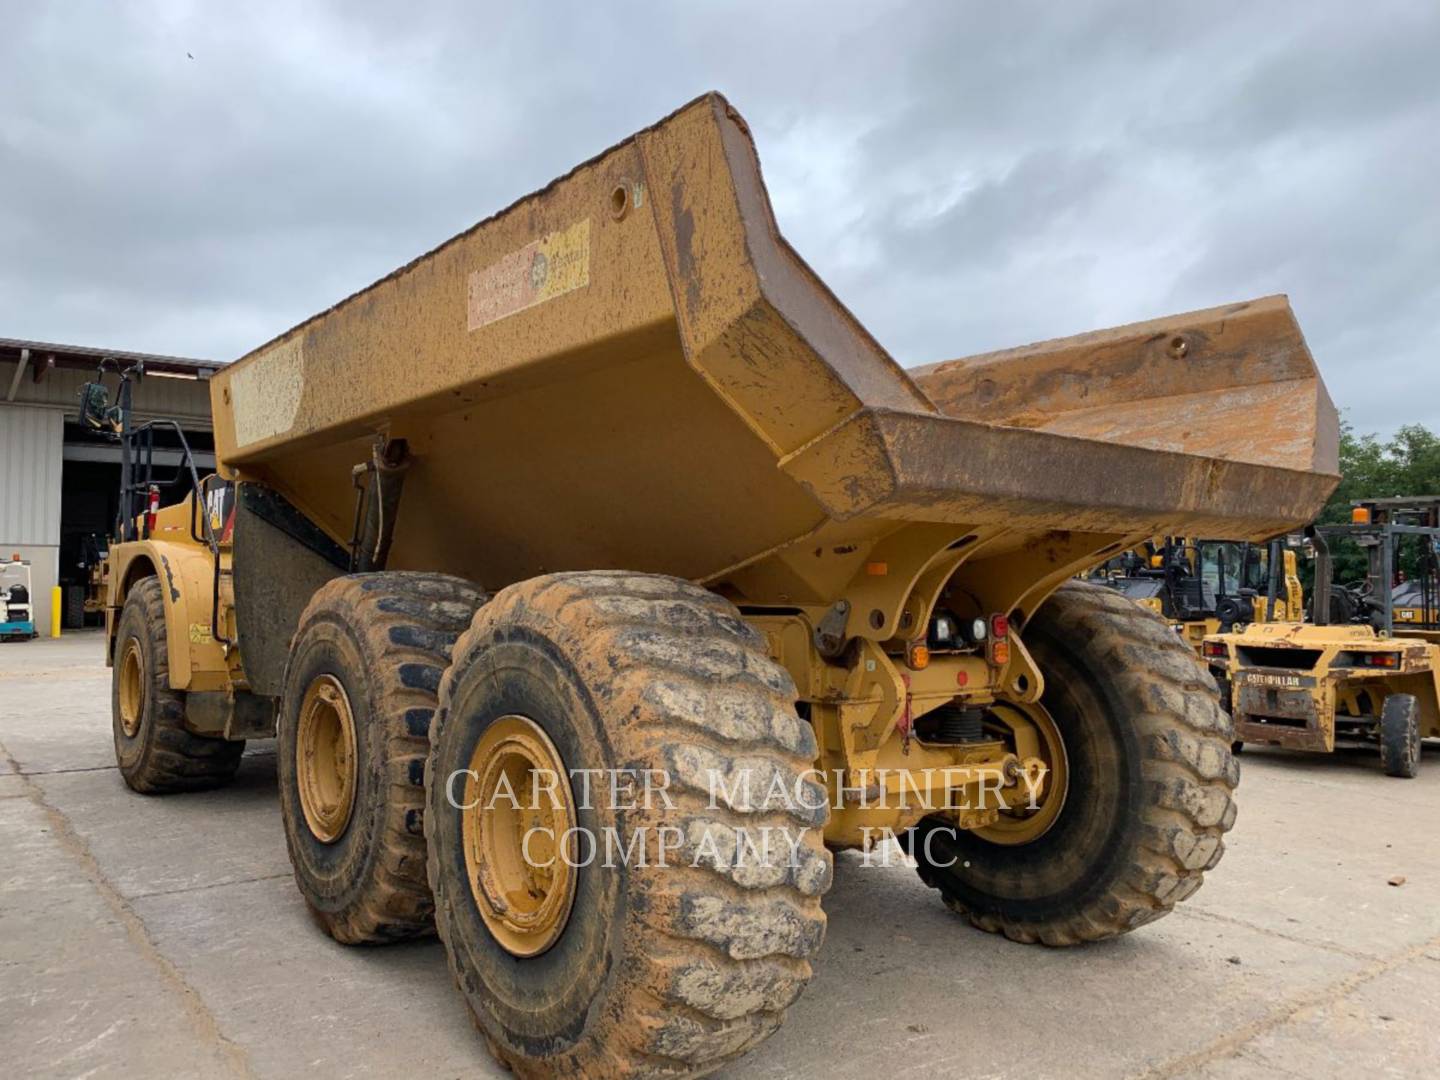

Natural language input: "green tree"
[1313,421,1440,587]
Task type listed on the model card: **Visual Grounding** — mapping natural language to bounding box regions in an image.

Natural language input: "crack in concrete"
[15,750,275,779]
[1176,905,1380,963]
[0,736,259,1079]
[1133,929,1440,1078]
[128,872,293,902]
[1223,1045,1314,1079]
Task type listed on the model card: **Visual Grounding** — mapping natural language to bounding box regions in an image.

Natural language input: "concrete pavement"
[2,632,1437,1078]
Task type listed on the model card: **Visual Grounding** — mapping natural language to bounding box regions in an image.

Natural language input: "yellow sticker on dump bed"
[467,219,590,330]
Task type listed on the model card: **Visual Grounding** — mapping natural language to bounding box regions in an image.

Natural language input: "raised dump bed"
[210,100,1333,594]
[106,93,1337,1079]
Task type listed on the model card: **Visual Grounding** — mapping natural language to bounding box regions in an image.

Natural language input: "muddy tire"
[905,580,1238,945]
[426,571,830,1078]
[1380,693,1420,779]
[278,572,486,944]
[112,577,244,793]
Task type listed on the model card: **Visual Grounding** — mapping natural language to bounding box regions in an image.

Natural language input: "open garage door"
[58,422,215,628]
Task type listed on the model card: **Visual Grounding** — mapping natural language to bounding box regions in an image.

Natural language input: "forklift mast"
[1310,497,1440,634]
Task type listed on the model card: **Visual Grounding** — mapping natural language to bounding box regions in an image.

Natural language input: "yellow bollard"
[51,585,62,637]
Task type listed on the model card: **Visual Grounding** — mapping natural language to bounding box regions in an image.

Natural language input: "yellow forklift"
[1205,498,1440,777]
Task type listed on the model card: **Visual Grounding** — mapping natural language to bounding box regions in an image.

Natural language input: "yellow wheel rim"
[118,639,144,738]
[296,674,359,844]
[462,714,577,958]
[975,700,1070,846]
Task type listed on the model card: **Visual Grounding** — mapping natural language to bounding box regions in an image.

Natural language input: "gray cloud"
[1,0,1436,436]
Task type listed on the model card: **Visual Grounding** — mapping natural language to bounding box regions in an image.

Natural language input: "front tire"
[277,572,486,944]
[426,571,830,1078]
[906,580,1239,945]
[1380,694,1420,778]
[112,577,244,793]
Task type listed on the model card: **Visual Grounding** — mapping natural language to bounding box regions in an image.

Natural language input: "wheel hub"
[296,674,359,844]
[974,699,1070,846]
[118,639,144,738]
[462,714,577,958]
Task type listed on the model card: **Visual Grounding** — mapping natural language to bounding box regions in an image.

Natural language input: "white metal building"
[0,339,219,636]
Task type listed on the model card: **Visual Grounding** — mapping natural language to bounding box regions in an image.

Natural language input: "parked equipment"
[1096,536,1303,653]
[97,94,1338,1077]
[63,533,110,629]
[0,556,38,641]
[1206,497,1440,777]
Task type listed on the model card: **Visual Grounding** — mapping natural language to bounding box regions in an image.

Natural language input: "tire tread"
[428,570,830,1078]
[925,579,1239,945]
[113,577,244,794]
[281,571,485,943]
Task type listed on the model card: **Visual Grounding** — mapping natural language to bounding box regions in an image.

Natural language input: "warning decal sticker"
[467,219,591,331]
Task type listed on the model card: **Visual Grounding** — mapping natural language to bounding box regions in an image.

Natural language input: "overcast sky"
[3,2,1437,437]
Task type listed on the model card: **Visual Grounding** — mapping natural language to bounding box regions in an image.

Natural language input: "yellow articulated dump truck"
[98,94,1337,1077]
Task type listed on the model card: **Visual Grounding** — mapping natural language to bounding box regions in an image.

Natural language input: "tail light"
[1202,641,1228,660]
[987,613,1010,667]
[1350,651,1399,669]
[905,641,930,670]
[144,485,160,536]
